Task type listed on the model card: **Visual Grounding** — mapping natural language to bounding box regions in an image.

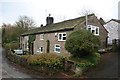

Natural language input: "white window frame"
[87,25,91,32]
[37,46,43,53]
[40,34,44,40]
[95,27,99,35]
[54,44,61,53]
[87,25,99,35]
[58,32,67,41]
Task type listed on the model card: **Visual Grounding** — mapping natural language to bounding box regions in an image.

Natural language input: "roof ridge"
[21,13,95,36]
[111,19,120,23]
[44,13,95,26]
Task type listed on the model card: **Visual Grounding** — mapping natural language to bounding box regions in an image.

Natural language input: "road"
[2,48,33,78]
[85,52,118,78]
[1,48,45,79]
[0,48,2,79]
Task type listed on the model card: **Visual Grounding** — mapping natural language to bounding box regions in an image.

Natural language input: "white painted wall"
[104,20,119,45]
[22,36,29,51]
[118,23,120,39]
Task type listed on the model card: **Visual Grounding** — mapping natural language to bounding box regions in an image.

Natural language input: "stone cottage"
[20,14,108,56]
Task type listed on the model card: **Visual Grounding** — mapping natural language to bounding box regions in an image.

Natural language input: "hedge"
[6,51,65,75]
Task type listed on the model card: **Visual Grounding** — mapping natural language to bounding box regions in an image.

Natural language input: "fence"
[112,39,120,52]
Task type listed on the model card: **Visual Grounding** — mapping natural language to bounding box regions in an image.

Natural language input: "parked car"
[14,49,23,55]
[98,49,107,54]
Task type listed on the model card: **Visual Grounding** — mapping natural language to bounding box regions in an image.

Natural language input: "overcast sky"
[0,0,119,26]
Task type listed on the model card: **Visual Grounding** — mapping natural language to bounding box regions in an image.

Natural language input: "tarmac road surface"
[2,48,32,78]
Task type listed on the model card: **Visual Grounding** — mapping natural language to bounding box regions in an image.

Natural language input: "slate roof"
[112,19,120,23]
[21,14,95,36]
[106,19,120,24]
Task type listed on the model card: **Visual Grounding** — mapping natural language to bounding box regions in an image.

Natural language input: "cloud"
[0,0,119,26]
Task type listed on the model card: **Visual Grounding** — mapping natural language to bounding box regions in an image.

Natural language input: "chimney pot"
[46,14,54,25]
[40,24,43,27]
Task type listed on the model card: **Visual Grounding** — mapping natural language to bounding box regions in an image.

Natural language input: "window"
[95,27,99,35]
[92,30,95,34]
[40,47,43,53]
[96,27,99,35]
[58,33,67,41]
[59,34,62,40]
[37,47,43,53]
[40,34,44,40]
[87,25,99,35]
[87,26,91,31]
[54,44,60,53]
[88,27,91,32]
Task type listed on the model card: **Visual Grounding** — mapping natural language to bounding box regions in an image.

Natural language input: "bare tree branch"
[15,16,36,30]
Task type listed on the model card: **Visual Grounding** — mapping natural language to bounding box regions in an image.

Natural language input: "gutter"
[20,27,74,36]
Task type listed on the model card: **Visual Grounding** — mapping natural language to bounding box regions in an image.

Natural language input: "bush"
[26,53,65,71]
[6,51,65,75]
[70,53,101,68]
[65,29,100,57]
[4,42,19,50]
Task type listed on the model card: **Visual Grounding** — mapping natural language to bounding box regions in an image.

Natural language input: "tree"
[2,24,15,43]
[15,16,36,41]
[2,16,36,49]
[2,16,36,44]
[65,29,100,57]
[15,16,36,31]
[80,8,94,15]
[80,9,94,27]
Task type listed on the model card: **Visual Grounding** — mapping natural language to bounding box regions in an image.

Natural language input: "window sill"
[94,34,99,36]
[37,51,43,53]
[58,40,66,42]
[37,51,40,53]
[54,51,60,53]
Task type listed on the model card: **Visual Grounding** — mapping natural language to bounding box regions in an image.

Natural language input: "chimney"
[46,14,54,25]
[40,24,43,27]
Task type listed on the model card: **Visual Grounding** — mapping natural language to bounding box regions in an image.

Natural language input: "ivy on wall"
[28,35,36,43]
